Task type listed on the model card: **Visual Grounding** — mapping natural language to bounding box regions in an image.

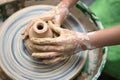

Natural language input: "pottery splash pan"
[0,1,107,80]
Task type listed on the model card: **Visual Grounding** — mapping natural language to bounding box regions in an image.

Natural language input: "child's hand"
[30,21,90,64]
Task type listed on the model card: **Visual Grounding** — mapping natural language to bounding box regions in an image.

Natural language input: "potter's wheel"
[0,5,88,80]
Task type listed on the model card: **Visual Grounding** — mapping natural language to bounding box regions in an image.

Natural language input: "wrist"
[60,0,78,8]
[76,32,95,50]
[54,2,69,24]
[56,2,69,15]
[57,1,70,9]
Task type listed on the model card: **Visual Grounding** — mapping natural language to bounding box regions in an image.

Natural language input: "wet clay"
[29,20,53,38]
[22,18,54,52]
[21,15,68,64]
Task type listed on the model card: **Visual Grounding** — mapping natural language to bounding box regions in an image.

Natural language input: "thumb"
[48,21,62,34]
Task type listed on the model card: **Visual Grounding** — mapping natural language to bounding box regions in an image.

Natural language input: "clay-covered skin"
[22,19,54,53]
[22,10,55,39]
[21,0,83,64]
[30,23,89,56]
[21,11,70,64]
[21,7,90,64]
[22,18,92,64]
[21,2,72,64]
[22,0,120,65]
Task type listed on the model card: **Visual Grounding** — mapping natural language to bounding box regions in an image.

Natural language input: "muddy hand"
[21,10,56,39]
[30,21,91,59]
[21,7,68,39]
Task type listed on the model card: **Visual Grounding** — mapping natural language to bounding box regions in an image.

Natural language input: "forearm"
[88,25,120,48]
[57,0,78,9]
[54,0,78,24]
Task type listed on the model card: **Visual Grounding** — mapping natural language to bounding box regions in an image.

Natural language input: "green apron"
[90,0,120,79]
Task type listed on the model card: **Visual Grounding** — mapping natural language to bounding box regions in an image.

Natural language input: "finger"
[32,52,62,59]
[31,44,63,52]
[24,39,42,53]
[43,56,69,64]
[48,20,60,28]
[30,37,60,45]
[48,20,61,27]
[48,21,62,33]
[48,21,62,37]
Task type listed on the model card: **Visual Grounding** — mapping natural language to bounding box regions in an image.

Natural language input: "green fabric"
[90,0,120,80]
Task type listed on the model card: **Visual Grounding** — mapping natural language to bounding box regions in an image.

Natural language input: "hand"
[30,21,88,59]
[22,6,69,39]
[22,1,78,64]
[21,10,56,39]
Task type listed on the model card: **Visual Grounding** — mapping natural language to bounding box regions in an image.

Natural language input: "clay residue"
[21,13,69,64]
